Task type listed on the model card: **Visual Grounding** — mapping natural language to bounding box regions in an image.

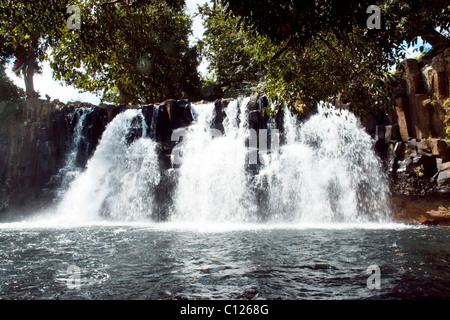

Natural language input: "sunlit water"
[0,222,449,299]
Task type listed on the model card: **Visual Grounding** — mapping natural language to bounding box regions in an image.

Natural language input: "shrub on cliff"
[0,101,23,122]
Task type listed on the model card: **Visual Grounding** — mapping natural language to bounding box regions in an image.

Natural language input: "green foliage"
[50,0,201,105]
[198,2,263,99]
[0,0,68,97]
[199,76,221,101]
[415,164,425,178]
[443,98,450,139]
[0,63,25,102]
[244,29,396,116]
[221,0,450,115]
[0,101,23,121]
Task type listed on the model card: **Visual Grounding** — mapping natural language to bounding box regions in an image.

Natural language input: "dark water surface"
[0,223,449,300]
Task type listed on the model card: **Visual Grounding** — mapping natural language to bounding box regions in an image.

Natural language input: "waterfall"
[257,104,391,224]
[53,109,160,223]
[44,98,391,226]
[171,98,258,223]
[50,107,93,201]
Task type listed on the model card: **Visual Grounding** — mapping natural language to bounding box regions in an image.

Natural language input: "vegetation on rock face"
[443,98,450,140]
[0,101,23,122]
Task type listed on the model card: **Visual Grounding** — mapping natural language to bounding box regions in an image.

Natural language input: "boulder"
[417,139,449,162]
[436,162,450,193]
[406,139,418,157]
[417,139,433,154]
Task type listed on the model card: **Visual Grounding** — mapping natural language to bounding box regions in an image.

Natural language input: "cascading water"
[171,98,258,224]
[52,109,160,223]
[257,104,391,224]
[43,98,391,226]
[50,107,94,200]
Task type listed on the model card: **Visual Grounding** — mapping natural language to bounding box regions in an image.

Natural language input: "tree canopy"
[0,0,201,104]
[50,0,201,105]
[197,2,262,98]
[0,62,24,101]
[0,0,67,98]
[1,0,448,112]
[213,0,450,114]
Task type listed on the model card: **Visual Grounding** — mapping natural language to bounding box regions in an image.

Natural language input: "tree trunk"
[22,64,35,99]
[118,86,127,105]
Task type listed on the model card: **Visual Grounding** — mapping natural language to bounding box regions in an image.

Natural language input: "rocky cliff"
[0,99,72,215]
[394,48,450,141]
[374,48,450,225]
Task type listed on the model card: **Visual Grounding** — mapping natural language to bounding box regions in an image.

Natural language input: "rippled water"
[0,223,448,300]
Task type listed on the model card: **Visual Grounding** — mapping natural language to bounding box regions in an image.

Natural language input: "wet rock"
[155,103,172,144]
[141,104,155,137]
[391,194,450,225]
[422,220,439,226]
[391,141,405,175]
[248,95,270,131]
[105,105,126,123]
[432,139,450,162]
[155,100,193,144]
[84,107,107,160]
[125,115,144,144]
[375,138,390,161]
[212,99,231,133]
[166,99,193,130]
[153,169,178,221]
